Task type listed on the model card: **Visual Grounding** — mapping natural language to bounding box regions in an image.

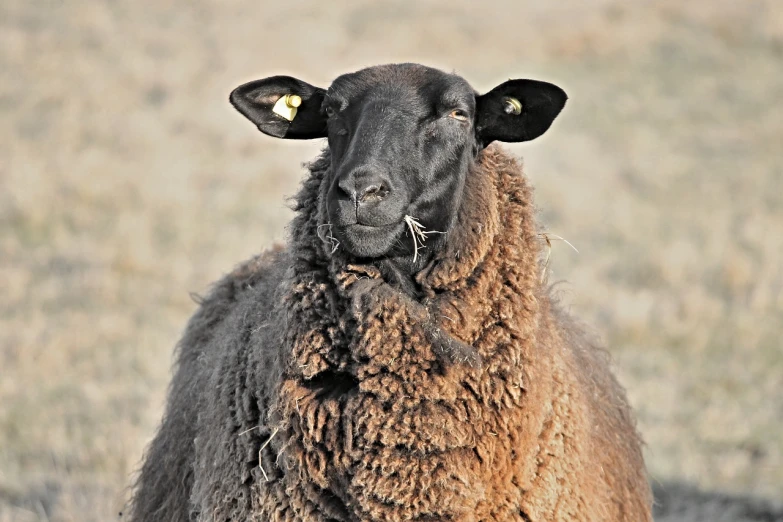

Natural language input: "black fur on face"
[322,65,477,266]
[230,63,567,278]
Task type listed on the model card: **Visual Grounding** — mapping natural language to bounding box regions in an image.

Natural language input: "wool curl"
[129,145,653,522]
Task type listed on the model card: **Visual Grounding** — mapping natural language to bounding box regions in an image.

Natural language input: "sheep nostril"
[358,183,388,203]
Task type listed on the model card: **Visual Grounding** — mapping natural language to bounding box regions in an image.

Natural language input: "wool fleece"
[130,146,652,522]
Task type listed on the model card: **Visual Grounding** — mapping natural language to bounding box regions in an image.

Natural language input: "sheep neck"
[257,146,562,521]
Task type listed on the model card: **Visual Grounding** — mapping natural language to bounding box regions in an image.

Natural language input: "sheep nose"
[338,170,391,205]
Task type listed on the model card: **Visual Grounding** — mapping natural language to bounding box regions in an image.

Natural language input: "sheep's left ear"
[475,79,567,147]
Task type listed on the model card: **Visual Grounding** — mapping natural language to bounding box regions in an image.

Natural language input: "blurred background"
[1,0,781,520]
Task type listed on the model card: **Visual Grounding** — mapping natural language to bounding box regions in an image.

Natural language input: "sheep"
[130,63,653,522]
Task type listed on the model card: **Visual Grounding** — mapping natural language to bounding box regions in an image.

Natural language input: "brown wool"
[130,146,652,522]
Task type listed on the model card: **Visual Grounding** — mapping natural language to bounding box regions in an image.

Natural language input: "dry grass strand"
[317,223,340,254]
[538,232,579,283]
[403,215,444,262]
[257,428,279,482]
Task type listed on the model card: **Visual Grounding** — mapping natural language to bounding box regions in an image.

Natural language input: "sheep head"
[230,64,566,271]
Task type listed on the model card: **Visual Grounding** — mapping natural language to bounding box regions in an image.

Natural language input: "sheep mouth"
[333,221,406,258]
[346,222,402,233]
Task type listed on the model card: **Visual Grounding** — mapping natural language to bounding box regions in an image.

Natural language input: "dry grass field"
[1,0,781,520]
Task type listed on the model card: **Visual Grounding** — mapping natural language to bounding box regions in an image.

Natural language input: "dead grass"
[1,0,782,519]
[537,232,579,282]
[403,215,444,263]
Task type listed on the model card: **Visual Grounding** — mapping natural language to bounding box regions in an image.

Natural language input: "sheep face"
[321,65,478,261]
[230,63,566,265]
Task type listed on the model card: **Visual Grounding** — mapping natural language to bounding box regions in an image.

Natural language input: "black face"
[321,66,477,260]
[230,63,566,267]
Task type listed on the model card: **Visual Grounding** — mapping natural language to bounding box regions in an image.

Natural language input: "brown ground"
[1,1,781,520]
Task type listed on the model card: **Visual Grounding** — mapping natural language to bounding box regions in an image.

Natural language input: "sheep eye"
[325,106,336,118]
[449,109,469,122]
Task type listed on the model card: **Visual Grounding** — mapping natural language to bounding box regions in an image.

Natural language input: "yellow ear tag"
[502,96,523,115]
[272,94,302,121]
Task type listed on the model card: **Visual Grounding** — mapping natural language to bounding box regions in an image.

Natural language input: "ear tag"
[502,96,523,115]
[272,94,302,121]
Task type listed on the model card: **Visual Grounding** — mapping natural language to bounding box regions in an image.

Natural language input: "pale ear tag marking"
[272,94,302,121]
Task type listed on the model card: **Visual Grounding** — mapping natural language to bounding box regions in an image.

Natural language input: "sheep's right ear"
[229,76,328,140]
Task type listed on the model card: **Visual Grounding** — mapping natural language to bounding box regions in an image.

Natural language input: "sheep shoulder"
[129,247,288,522]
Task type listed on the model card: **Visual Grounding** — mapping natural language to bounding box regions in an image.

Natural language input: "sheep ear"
[475,79,567,147]
[230,76,328,140]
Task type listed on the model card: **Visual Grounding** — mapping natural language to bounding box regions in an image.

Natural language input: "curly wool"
[130,145,652,522]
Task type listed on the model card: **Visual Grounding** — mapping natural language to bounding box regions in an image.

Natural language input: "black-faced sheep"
[130,63,653,521]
